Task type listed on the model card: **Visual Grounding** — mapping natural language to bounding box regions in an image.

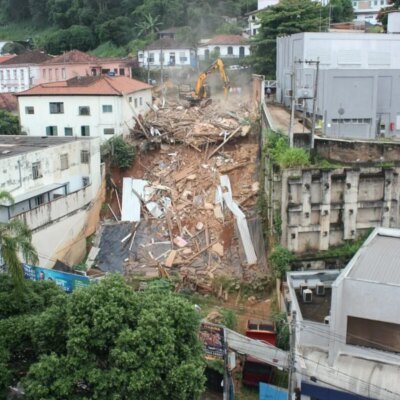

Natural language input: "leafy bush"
[268,245,294,280]
[104,136,136,170]
[271,311,290,350]
[221,308,237,330]
[0,110,20,135]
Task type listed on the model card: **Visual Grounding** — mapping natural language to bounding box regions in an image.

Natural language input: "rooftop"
[200,35,248,46]
[144,38,193,50]
[0,50,52,65]
[0,93,17,112]
[16,75,152,97]
[0,135,91,160]
[41,49,99,65]
[345,228,400,286]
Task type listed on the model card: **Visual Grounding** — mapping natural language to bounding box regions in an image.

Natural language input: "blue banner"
[260,383,287,400]
[23,264,91,293]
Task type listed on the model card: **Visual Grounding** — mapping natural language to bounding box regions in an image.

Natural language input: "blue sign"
[260,383,287,400]
[23,264,91,293]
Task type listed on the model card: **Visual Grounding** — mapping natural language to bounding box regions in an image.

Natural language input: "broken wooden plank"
[207,126,241,160]
[165,250,177,267]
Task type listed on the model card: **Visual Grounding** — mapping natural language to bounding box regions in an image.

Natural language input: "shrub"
[108,136,136,170]
[268,245,294,280]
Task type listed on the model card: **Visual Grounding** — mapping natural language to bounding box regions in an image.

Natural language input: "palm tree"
[135,14,162,38]
[0,191,38,292]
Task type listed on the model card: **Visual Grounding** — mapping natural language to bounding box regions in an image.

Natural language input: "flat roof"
[0,135,93,160]
[347,230,400,286]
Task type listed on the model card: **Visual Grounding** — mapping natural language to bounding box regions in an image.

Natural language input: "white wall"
[198,44,251,60]
[18,90,151,141]
[0,65,40,93]
[138,48,194,68]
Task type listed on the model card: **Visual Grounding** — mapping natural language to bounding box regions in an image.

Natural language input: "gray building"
[276,32,400,139]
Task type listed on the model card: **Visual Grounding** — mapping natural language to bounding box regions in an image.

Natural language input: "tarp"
[259,383,287,400]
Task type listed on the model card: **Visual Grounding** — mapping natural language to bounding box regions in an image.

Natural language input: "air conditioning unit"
[324,316,331,325]
[303,289,313,303]
[316,283,325,296]
[300,283,308,295]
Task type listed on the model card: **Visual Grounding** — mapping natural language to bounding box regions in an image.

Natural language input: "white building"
[0,50,52,93]
[0,135,103,268]
[17,75,152,141]
[138,38,196,68]
[353,0,390,24]
[285,227,400,399]
[198,35,250,61]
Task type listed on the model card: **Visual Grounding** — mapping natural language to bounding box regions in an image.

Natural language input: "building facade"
[352,0,390,24]
[0,136,102,268]
[17,76,152,141]
[0,50,52,93]
[198,35,250,60]
[276,32,400,139]
[138,39,196,68]
[285,227,400,399]
[37,50,136,85]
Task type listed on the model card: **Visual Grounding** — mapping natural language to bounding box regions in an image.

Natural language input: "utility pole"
[311,60,320,149]
[287,310,297,400]
[289,63,296,148]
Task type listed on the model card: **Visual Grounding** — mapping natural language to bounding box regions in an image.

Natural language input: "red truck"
[242,319,277,387]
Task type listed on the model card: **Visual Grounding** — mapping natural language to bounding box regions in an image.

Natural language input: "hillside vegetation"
[0,0,257,56]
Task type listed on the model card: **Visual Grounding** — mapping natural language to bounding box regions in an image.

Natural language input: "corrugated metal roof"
[348,234,400,285]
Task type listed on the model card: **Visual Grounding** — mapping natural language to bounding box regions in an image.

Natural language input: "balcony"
[10,185,93,231]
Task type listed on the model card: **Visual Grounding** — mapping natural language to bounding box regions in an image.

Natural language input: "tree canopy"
[0,110,20,135]
[328,0,355,23]
[0,275,206,399]
[0,0,257,54]
[252,0,327,78]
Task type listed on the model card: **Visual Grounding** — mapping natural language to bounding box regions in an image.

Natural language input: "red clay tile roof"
[41,50,99,65]
[0,93,17,112]
[0,50,52,65]
[16,75,152,96]
[200,35,248,46]
[0,55,16,64]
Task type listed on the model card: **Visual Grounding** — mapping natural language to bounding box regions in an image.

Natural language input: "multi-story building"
[197,35,250,60]
[17,75,152,141]
[276,32,400,139]
[284,227,400,399]
[37,50,136,84]
[352,0,390,24]
[0,50,52,93]
[0,135,102,268]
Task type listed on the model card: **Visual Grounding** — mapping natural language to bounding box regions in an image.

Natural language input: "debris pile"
[131,99,252,148]
[96,97,266,291]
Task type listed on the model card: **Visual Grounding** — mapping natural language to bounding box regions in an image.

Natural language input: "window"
[81,126,90,136]
[129,97,132,103]
[239,46,245,58]
[81,150,90,163]
[13,69,16,79]
[82,177,90,187]
[46,126,58,136]
[49,69,52,81]
[55,68,59,80]
[102,105,112,113]
[134,98,138,108]
[33,194,45,207]
[6,70,10,79]
[138,53,143,59]
[64,127,73,136]
[42,69,46,79]
[79,106,90,116]
[104,128,115,135]
[49,102,64,114]
[60,154,69,170]
[227,46,233,55]
[20,69,24,79]
[32,162,42,180]
[0,71,3,80]
[179,51,187,63]
[119,68,125,76]
[148,53,155,63]
[139,97,143,106]
[25,106,34,114]
[62,68,66,79]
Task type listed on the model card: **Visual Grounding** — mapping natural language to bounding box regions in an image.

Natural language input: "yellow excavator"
[179,58,230,106]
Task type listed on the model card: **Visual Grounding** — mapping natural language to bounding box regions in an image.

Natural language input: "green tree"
[135,13,162,38]
[21,275,205,399]
[252,0,326,77]
[1,42,28,55]
[98,16,132,46]
[0,192,38,291]
[328,0,354,23]
[268,245,294,279]
[103,136,136,170]
[0,110,20,135]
